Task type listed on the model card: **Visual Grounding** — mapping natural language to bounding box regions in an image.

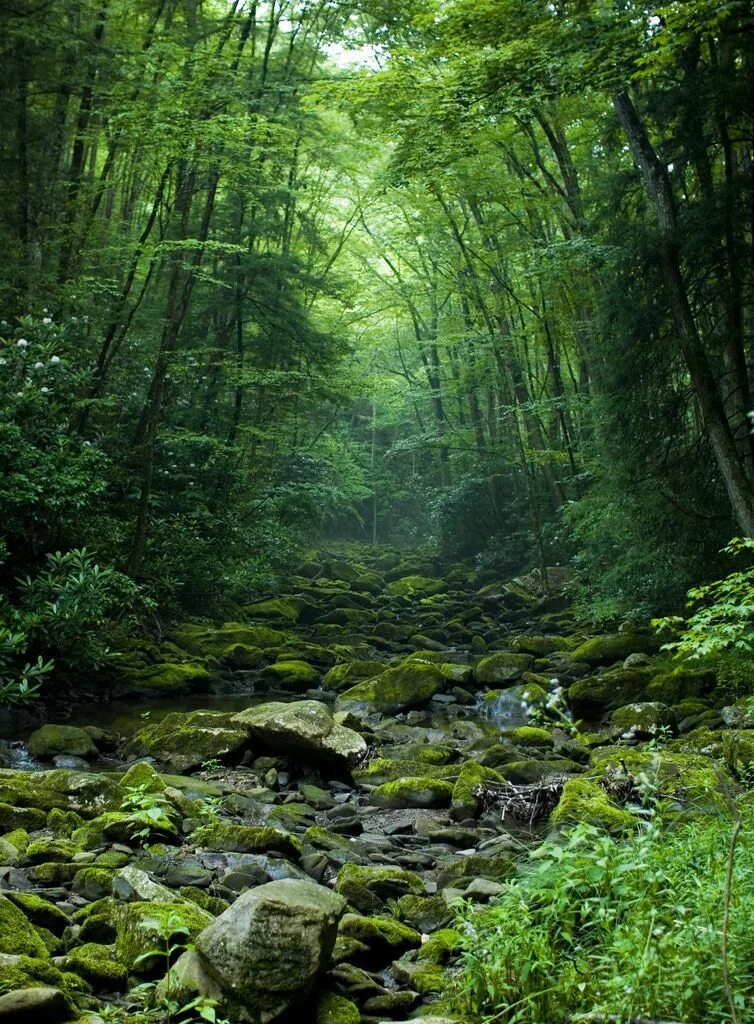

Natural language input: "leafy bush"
[456,806,754,1023]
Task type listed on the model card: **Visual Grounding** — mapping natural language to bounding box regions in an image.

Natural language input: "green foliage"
[120,784,174,845]
[456,808,754,1023]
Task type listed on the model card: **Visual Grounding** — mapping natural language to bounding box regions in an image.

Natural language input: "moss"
[610,702,676,740]
[417,927,463,965]
[24,837,80,864]
[245,597,306,623]
[0,893,50,957]
[191,822,301,858]
[179,886,229,916]
[334,864,425,913]
[501,758,581,785]
[0,954,76,999]
[121,661,212,696]
[6,891,70,934]
[0,768,122,818]
[47,808,84,837]
[125,710,248,773]
[0,802,46,831]
[451,762,505,820]
[316,990,360,1024]
[392,959,445,995]
[475,652,536,684]
[323,660,385,692]
[63,942,128,991]
[570,633,658,666]
[28,724,97,761]
[35,925,63,955]
[393,894,451,933]
[173,621,288,656]
[588,748,729,813]
[568,668,655,718]
[505,726,555,749]
[437,853,512,889]
[722,730,754,778]
[72,867,115,901]
[30,861,78,884]
[370,776,453,809]
[353,757,458,787]
[2,827,29,852]
[119,761,166,793]
[262,659,319,690]
[509,635,571,656]
[551,778,637,832]
[72,811,137,850]
[338,913,421,959]
[336,660,446,715]
[115,900,213,975]
[646,666,717,705]
[94,849,131,868]
[386,575,447,598]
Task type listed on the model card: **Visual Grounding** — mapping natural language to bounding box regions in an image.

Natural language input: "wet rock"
[28,725,98,762]
[570,632,658,667]
[125,710,249,773]
[336,661,446,716]
[370,777,453,810]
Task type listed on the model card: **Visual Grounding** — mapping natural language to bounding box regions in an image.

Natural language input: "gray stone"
[0,987,71,1023]
[232,701,366,767]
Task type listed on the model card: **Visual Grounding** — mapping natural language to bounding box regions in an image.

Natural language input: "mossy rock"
[475,652,536,685]
[5,892,69,935]
[125,710,248,773]
[0,802,46,831]
[391,958,446,995]
[120,660,212,696]
[119,761,166,794]
[336,660,446,715]
[24,837,80,864]
[353,757,458,788]
[28,725,97,761]
[191,823,300,859]
[72,867,115,902]
[568,667,655,719]
[504,726,555,749]
[721,730,754,778]
[501,758,581,785]
[61,942,128,991]
[451,762,505,820]
[47,809,84,837]
[316,990,360,1024]
[323,661,386,692]
[386,576,446,599]
[436,853,512,889]
[587,748,731,814]
[570,633,658,667]
[370,777,453,810]
[262,660,319,690]
[0,954,77,1003]
[0,769,122,818]
[115,900,213,976]
[646,666,717,705]
[245,597,307,624]
[551,778,637,831]
[610,702,677,740]
[0,894,50,958]
[416,927,463,965]
[338,913,421,962]
[174,622,288,657]
[393,894,452,933]
[334,864,425,913]
[179,886,230,917]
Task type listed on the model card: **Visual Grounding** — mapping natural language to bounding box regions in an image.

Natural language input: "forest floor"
[0,546,746,1024]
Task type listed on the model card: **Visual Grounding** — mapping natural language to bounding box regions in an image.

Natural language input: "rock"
[115,900,213,975]
[551,778,637,831]
[587,748,731,814]
[27,725,97,762]
[336,661,446,715]
[334,865,425,913]
[610,702,677,740]
[232,701,366,767]
[262,660,319,690]
[112,865,180,903]
[323,661,386,692]
[722,730,754,778]
[0,895,50,958]
[463,877,506,901]
[450,762,505,820]
[385,576,446,598]
[315,990,360,1024]
[58,942,128,991]
[191,879,346,1023]
[475,652,535,684]
[338,914,421,963]
[119,661,212,696]
[245,597,307,624]
[191,823,300,859]
[568,667,655,719]
[370,777,453,809]
[0,987,71,1023]
[173,622,289,658]
[646,666,716,705]
[570,633,657,667]
[3,894,68,935]
[125,710,249,773]
[393,894,452,932]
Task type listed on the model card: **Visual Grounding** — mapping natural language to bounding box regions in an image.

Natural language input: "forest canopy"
[1,0,753,677]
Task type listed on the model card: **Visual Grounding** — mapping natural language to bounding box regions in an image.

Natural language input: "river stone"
[0,986,72,1023]
[112,865,179,903]
[193,879,346,1023]
[232,701,366,767]
[336,661,446,715]
[27,725,97,762]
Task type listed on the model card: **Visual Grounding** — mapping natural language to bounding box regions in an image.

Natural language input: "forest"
[0,1,753,1023]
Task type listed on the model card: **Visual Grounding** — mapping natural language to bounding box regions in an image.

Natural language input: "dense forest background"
[1,0,753,690]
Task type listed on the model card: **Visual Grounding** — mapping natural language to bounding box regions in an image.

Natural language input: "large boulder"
[336,661,446,715]
[174,622,289,657]
[188,879,346,1023]
[0,769,122,818]
[475,652,535,685]
[119,661,212,696]
[232,701,366,767]
[570,633,658,667]
[27,725,97,762]
[125,710,249,772]
[568,667,655,719]
[386,576,446,599]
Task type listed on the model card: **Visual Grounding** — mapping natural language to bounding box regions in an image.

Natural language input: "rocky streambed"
[0,549,748,1024]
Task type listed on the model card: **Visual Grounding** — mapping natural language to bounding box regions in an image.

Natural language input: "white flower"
[16,339,28,348]
[0,359,6,366]
[42,308,48,313]
[42,317,52,325]
[40,386,50,394]
[50,355,60,365]
[34,361,44,370]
